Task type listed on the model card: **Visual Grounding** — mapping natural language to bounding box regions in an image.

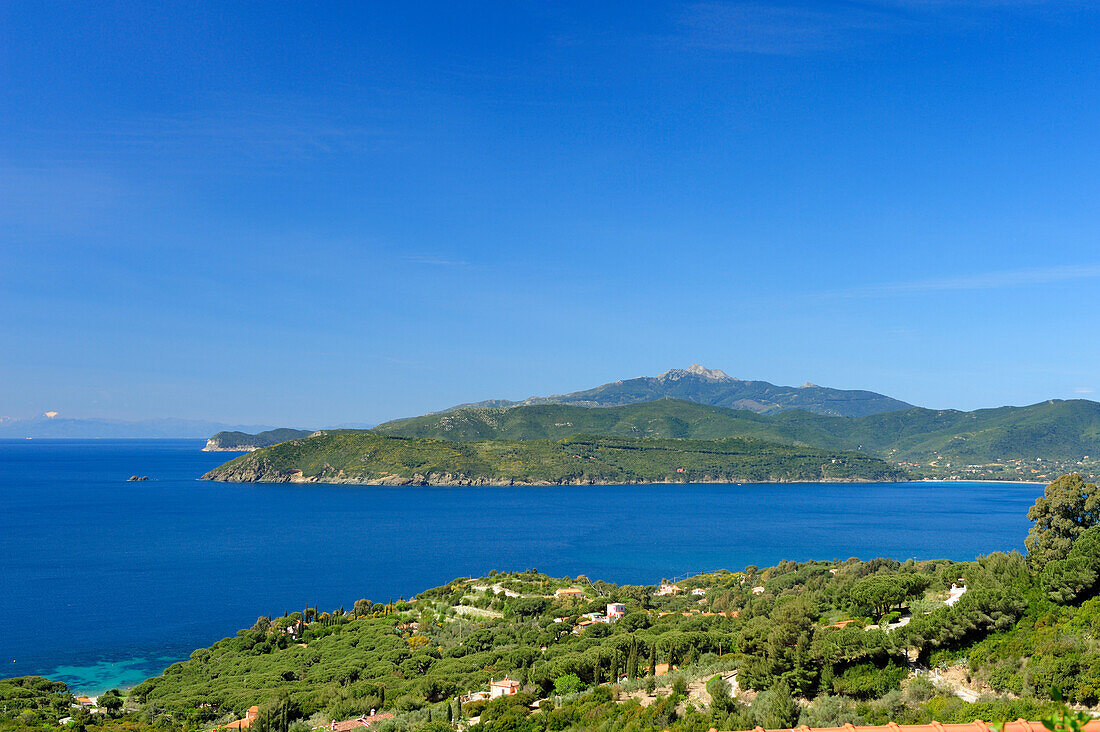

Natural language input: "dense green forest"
[7,474,1100,732]
[200,432,904,485]
[204,429,316,451]
[372,398,1100,480]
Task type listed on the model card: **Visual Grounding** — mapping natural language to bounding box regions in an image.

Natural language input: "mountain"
[201,431,905,485]
[444,364,912,418]
[0,415,279,439]
[204,428,317,451]
[374,398,1100,478]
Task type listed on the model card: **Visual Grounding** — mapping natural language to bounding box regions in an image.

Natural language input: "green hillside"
[448,364,912,417]
[201,431,905,485]
[375,398,1100,479]
[204,427,315,451]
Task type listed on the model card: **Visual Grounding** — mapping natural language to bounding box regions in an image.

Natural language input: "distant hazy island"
[201,432,905,485]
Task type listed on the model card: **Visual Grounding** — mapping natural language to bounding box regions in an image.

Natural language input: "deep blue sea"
[0,439,1042,693]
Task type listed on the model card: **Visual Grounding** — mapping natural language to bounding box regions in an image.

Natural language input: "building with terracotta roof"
[489,677,521,698]
[330,711,395,732]
[222,705,259,729]
[555,588,584,598]
[718,721,1100,732]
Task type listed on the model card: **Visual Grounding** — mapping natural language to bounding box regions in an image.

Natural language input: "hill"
[444,364,912,418]
[203,428,316,452]
[375,398,1100,480]
[201,431,906,485]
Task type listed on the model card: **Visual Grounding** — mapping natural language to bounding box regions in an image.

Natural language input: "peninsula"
[201,432,905,485]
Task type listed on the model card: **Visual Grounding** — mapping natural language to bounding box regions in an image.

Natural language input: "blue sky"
[2,1,1098,426]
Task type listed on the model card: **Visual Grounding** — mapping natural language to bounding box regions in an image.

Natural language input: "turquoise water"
[0,439,1042,693]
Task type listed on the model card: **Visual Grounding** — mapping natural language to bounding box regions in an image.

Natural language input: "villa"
[223,706,259,730]
[554,588,584,598]
[489,677,521,698]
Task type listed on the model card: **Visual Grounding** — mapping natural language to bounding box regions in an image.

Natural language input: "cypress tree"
[648,643,656,676]
[627,638,639,679]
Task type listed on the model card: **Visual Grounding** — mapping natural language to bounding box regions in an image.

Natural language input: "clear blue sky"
[2,1,1098,426]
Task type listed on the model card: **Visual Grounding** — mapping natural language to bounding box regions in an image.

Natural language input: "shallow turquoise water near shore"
[0,439,1042,693]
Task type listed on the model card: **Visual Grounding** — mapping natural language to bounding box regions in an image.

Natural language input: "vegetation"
[374,398,1100,480]
[1026,473,1100,565]
[204,429,315,451]
[201,431,905,484]
[8,474,1100,732]
[444,365,913,417]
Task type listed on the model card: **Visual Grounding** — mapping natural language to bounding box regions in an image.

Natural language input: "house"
[74,696,95,708]
[490,677,521,699]
[555,588,584,598]
[654,584,681,596]
[223,706,260,729]
[330,711,395,732]
[691,588,706,596]
[606,603,626,619]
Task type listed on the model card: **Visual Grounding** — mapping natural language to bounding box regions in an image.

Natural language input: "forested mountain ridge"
[201,431,905,485]
[444,364,913,418]
[374,398,1100,480]
[204,428,316,451]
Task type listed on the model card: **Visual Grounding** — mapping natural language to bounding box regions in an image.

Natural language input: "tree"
[553,674,584,695]
[850,575,906,619]
[753,680,798,729]
[98,690,123,716]
[1027,474,1100,565]
[1041,525,1100,603]
[626,638,640,679]
[707,675,735,715]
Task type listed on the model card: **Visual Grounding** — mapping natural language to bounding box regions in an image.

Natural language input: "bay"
[0,439,1041,693]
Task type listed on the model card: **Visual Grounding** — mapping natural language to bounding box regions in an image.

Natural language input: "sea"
[0,438,1043,693]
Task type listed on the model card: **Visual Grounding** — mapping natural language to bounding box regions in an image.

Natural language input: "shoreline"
[199,475,1047,487]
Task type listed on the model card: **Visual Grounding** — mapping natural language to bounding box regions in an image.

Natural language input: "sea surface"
[0,439,1042,693]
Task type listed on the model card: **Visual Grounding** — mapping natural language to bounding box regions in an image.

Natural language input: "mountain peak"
[659,364,736,382]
